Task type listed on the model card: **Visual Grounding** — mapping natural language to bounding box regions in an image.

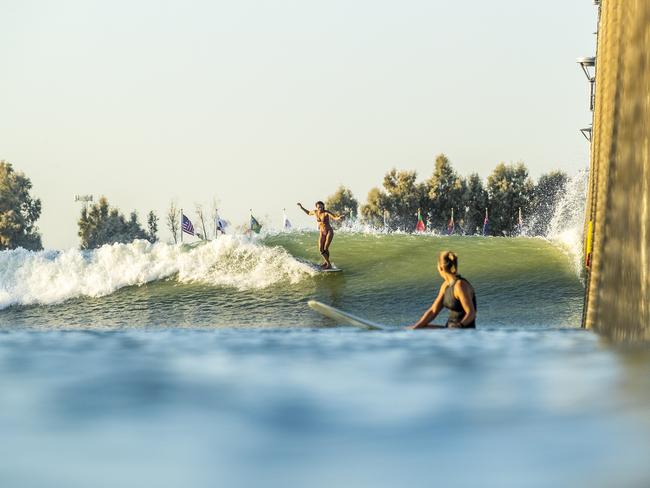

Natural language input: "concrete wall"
[583,1,650,340]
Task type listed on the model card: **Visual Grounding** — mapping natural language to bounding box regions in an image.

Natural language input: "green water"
[0,233,584,329]
[269,233,583,327]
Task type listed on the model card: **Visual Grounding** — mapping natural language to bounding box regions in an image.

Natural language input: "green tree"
[326,186,359,220]
[147,211,159,243]
[78,197,148,249]
[0,161,42,250]
[426,154,464,231]
[486,162,534,235]
[380,169,429,230]
[460,173,488,234]
[530,171,568,235]
[360,187,389,228]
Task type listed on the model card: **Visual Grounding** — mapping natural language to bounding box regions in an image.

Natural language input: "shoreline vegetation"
[0,154,569,250]
[331,154,568,237]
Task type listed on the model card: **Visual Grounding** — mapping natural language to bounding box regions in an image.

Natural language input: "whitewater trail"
[0,236,316,310]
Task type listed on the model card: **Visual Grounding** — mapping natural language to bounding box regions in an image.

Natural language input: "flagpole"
[180,207,183,243]
[449,207,454,235]
[484,207,489,236]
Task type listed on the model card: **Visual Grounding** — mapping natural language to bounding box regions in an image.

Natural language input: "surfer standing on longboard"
[297,201,345,269]
[408,251,477,329]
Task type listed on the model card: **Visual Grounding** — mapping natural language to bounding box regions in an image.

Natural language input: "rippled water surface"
[2,328,650,488]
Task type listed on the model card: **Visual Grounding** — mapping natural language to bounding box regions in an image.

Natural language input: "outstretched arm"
[408,284,447,329]
[297,203,314,216]
[326,210,345,221]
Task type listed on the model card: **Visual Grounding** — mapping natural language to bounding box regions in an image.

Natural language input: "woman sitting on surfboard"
[297,201,345,269]
[409,251,477,329]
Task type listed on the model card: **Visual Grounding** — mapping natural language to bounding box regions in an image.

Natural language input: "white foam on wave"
[0,236,316,310]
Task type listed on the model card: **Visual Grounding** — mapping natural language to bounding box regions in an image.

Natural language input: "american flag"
[182,214,195,236]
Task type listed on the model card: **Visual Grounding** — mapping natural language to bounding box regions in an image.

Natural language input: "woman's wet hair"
[315,201,325,208]
[439,251,458,274]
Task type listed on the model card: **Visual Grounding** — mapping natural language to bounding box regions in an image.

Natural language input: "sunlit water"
[1,231,649,487]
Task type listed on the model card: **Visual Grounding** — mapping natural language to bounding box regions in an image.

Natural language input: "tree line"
[78,197,159,250]
[324,154,568,236]
[0,156,569,251]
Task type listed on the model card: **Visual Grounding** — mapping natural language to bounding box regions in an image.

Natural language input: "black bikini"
[442,276,477,328]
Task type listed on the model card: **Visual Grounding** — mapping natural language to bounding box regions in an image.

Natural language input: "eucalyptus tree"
[78,197,148,249]
[326,185,359,221]
[486,162,534,236]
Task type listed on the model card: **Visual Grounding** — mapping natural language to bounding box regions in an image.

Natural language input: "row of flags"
[414,208,521,236]
[180,210,230,240]
[416,207,487,235]
[180,209,294,240]
[180,206,520,238]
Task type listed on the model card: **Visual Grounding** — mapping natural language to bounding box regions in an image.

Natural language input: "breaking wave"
[0,236,316,310]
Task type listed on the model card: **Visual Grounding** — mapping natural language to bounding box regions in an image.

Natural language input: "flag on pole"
[250,212,262,234]
[282,210,292,231]
[447,208,455,235]
[517,207,523,233]
[415,208,426,233]
[182,214,195,236]
[482,208,489,236]
[216,214,228,235]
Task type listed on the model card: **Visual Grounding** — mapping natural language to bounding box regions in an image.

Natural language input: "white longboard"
[297,259,343,273]
[308,300,388,330]
[318,267,342,273]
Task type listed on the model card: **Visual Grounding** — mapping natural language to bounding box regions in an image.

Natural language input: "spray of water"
[544,169,589,275]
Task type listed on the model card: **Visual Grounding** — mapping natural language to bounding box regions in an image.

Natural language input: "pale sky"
[0,0,597,249]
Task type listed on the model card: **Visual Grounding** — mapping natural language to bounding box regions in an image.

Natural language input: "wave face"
[0,233,583,329]
[0,236,315,310]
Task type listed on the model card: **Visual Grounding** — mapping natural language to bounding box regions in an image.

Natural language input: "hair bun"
[439,250,459,274]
